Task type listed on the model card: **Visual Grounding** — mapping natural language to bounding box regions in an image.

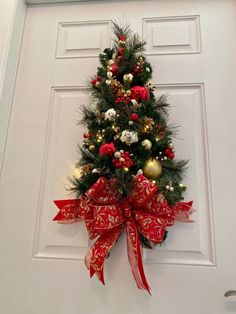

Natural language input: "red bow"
[53,175,194,294]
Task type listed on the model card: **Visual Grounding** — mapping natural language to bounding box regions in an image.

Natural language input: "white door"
[1,1,236,313]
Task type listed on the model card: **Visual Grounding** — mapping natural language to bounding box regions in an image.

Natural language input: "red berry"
[83,133,87,139]
[91,79,97,85]
[118,47,124,55]
[89,132,93,138]
[169,152,175,159]
[119,34,126,41]
[97,76,102,82]
[130,113,138,121]
[165,148,171,155]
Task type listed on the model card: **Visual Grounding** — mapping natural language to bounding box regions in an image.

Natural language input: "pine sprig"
[69,173,100,197]
[129,34,146,55]
[162,159,188,182]
[79,105,96,127]
[76,146,95,166]
[112,21,132,40]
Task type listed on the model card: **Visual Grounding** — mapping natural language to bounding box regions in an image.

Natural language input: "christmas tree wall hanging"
[53,23,195,294]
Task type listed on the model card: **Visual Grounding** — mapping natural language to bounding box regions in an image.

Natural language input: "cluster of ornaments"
[86,33,179,190]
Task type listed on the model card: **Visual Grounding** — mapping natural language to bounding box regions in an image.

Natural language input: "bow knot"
[53,174,194,294]
[121,200,132,217]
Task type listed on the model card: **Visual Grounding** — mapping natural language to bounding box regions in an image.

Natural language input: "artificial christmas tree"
[53,23,194,294]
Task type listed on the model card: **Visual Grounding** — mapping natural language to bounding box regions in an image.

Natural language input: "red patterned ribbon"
[53,174,194,294]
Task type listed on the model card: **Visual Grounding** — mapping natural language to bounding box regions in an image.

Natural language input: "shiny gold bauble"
[89,145,95,151]
[141,139,152,150]
[142,158,162,179]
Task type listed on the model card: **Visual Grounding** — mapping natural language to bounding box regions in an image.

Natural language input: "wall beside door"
[0,0,25,174]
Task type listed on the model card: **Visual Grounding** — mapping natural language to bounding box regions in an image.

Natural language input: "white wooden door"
[1,1,236,313]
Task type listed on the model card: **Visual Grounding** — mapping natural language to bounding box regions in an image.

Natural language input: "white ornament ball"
[106,79,111,85]
[123,73,133,82]
[92,168,101,174]
[170,187,174,192]
[108,59,114,65]
[107,71,113,79]
[146,67,150,72]
[114,152,121,159]
[165,185,170,191]
[105,108,117,121]
[128,121,134,125]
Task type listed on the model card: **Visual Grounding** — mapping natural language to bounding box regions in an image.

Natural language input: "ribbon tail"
[126,218,151,295]
[53,199,82,223]
[84,224,123,285]
[174,201,195,223]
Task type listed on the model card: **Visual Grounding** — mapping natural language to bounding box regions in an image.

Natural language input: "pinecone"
[110,79,123,96]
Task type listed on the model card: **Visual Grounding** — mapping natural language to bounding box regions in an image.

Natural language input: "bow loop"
[145,193,172,216]
[86,177,120,204]
[134,210,167,243]
[128,174,157,207]
[92,204,125,231]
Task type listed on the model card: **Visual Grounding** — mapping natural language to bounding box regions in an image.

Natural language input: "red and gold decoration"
[53,174,194,294]
[53,23,196,294]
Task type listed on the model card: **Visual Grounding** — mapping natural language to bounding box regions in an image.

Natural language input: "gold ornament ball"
[126,90,131,96]
[89,145,95,151]
[142,158,162,179]
[142,139,152,150]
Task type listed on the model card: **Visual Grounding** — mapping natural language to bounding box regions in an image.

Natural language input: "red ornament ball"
[118,47,124,55]
[110,64,119,75]
[91,79,97,85]
[119,34,126,41]
[131,86,150,101]
[99,143,116,157]
[130,113,139,121]
[164,148,171,155]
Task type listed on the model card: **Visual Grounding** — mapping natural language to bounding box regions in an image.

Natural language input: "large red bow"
[53,174,194,294]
